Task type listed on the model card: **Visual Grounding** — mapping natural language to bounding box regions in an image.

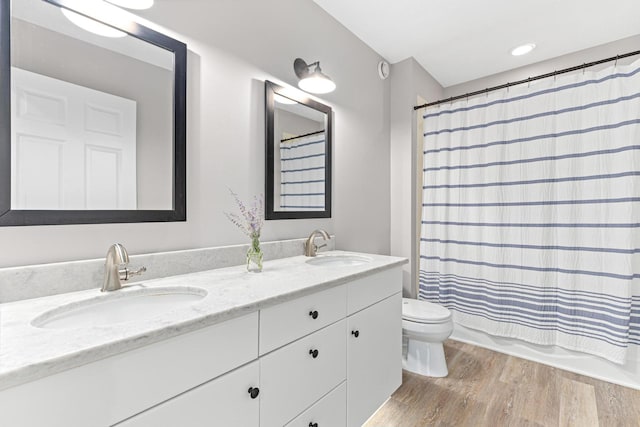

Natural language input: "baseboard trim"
[450,324,640,391]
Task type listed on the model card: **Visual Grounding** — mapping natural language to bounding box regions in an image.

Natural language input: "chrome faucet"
[101,243,147,292]
[304,229,331,257]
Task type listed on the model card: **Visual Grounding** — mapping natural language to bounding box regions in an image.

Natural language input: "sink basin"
[306,254,372,267]
[31,286,207,329]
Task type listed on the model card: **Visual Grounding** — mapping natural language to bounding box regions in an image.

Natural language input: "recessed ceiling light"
[511,43,536,56]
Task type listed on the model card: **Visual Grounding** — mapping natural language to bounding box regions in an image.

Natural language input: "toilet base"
[403,338,448,377]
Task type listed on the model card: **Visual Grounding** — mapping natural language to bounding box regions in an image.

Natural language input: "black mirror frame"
[265,80,332,220]
[0,0,187,226]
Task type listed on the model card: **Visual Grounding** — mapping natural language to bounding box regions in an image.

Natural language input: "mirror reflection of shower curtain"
[279,131,325,211]
[420,58,640,364]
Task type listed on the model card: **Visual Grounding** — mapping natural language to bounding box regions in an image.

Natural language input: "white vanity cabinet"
[0,312,259,427]
[0,265,403,427]
[258,266,402,427]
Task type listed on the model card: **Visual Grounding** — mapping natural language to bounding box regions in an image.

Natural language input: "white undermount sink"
[306,253,372,267]
[31,286,208,329]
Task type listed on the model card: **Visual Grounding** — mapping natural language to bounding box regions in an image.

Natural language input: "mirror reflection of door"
[9,0,175,212]
[11,68,137,210]
[273,100,326,212]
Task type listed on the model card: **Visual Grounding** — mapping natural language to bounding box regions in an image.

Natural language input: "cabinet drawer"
[0,312,258,427]
[260,284,346,355]
[347,267,401,315]
[285,382,346,427]
[116,360,260,426]
[260,319,347,427]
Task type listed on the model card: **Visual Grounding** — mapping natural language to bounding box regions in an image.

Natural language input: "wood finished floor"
[364,340,640,427]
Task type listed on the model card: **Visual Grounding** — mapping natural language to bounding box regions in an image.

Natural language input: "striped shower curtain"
[279,131,326,210]
[419,58,640,363]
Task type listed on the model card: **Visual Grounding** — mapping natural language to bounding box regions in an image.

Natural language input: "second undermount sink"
[31,286,208,330]
[306,253,372,267]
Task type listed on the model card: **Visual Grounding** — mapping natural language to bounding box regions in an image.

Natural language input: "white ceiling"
[312,0,640,87]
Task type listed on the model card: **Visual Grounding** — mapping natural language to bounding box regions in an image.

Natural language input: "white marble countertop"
[0,251,406,391]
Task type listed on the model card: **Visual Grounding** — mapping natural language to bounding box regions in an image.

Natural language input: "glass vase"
[246,235,263,272]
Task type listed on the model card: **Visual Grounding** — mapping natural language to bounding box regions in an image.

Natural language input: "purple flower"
[225,189,264,238]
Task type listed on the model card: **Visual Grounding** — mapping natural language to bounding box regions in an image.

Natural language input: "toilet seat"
[402,298,451,324]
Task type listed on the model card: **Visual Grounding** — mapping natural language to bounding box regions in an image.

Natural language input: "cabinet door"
[116,360,260,427]
[347,292,402,427]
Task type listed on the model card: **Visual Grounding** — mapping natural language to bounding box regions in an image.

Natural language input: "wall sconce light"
[294,58,336,94]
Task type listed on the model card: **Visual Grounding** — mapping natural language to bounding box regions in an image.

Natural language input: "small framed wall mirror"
[0,0,187,226]
[265,80,332,220]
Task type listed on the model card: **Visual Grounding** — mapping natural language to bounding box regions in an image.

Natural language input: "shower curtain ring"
[615,55,619,67]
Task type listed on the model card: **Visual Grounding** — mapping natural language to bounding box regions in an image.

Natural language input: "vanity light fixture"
[61,7,127,38]
[105,0,154,10]
[294,58,336,94]
[511,43,536,56]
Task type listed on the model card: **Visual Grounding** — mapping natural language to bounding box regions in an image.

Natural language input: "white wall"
[0,0,391,268]
[389,58,443,297]
[444,35,640,97]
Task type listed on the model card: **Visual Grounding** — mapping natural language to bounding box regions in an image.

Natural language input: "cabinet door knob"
[309,310,319,319]
[309,423,318,427]
[351,330,360,338]
[309,348,319,358]
[248,387,260,399]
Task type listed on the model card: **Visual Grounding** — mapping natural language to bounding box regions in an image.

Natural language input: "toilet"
[402,298,454,377]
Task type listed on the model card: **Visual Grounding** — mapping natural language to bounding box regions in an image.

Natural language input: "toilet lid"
[402,298,451,323]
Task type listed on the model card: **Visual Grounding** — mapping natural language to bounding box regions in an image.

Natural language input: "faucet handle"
[124,266,147,281]
[316,243,327,251]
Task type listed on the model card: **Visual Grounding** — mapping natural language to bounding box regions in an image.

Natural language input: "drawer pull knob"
[309,348,319,358]
[351,330,360,338]
[309,310,319,319]
[248,387,260,399]
[309,423,318,427]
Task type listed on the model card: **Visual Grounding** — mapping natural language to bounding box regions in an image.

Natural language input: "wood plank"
[559,377,599,427]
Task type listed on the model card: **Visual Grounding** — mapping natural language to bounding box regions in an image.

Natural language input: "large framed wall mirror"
[0,0,187,226]
[265,80,332,220]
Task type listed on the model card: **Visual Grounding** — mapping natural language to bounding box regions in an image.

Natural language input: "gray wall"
[0,0,391,267]
[389,58,443,297]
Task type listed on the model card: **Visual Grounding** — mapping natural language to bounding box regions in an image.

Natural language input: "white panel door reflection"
[11,67,137,210]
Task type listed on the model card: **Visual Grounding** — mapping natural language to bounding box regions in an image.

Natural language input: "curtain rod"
[280,129,324,142]
[413,49,640,111]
